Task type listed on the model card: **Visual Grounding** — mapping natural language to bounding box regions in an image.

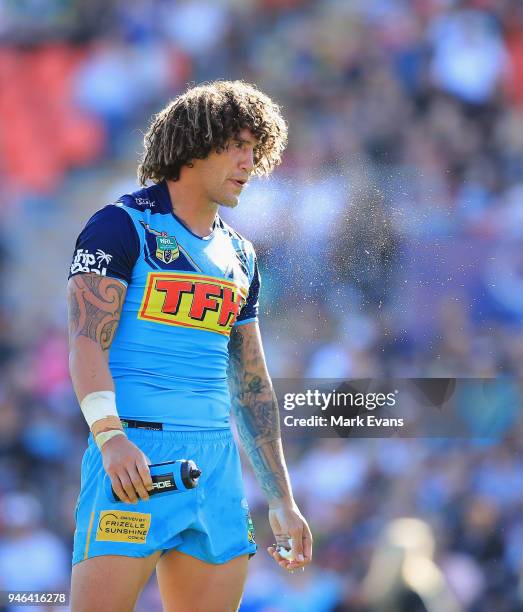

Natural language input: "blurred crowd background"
[1,0,523,610]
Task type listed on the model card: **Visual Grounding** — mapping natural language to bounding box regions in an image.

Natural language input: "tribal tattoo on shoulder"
[228,326,289,501]
[67,275,125,351]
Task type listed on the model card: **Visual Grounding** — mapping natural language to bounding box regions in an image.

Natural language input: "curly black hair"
[137,80,288,185]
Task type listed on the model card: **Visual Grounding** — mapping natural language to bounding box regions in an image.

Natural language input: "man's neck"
[166,179,218,238]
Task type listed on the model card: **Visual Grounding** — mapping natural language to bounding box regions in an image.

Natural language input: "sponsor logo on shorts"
[70,249,112,276]
[96,510,151,544]
[247,512,256,544]
[138,272,247,336]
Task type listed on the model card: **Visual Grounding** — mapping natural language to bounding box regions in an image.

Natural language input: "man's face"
[193,128,257,208]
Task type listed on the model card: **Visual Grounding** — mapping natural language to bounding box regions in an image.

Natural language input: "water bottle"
[104,459,201,502]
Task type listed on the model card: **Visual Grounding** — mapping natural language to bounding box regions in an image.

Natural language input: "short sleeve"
[235,257,260,325]
[68,205,140,285]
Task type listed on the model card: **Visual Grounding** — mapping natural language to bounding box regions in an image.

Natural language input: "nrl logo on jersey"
[70,249,113,275]
[155,236,179,263]
[139,221,179,264]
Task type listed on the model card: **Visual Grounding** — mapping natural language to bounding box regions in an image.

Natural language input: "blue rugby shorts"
[72,427,257,565]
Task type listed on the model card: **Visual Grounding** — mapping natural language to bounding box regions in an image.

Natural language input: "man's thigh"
[70,552,161,612]
[156,549,249,612]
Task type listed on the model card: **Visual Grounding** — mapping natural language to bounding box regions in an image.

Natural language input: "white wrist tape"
[95,429,126,451]
[80,390,119,429]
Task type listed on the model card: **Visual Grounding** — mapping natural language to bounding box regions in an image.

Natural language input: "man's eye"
[235,142,243,149]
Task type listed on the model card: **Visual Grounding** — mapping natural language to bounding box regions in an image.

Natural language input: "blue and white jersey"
[69,180,260,429]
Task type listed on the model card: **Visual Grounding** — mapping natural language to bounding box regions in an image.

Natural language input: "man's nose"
[240,149,255,173]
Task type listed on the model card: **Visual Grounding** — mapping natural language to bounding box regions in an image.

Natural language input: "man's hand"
[267,500,313,572]
[101,435,153,503]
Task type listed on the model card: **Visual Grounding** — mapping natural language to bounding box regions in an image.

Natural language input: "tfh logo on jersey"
[70,249,113,275]
[138,272,247,335]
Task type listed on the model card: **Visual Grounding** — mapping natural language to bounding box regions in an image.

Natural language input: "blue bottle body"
[103,459,201,502]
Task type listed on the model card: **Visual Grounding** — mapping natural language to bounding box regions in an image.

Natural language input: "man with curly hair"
[67,80,312,611]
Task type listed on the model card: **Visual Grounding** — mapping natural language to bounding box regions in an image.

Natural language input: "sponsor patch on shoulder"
[70,249,113,275]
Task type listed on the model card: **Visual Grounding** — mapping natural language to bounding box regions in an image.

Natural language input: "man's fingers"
[136,459,153,492]
[128,465,149,501]
[267,545,305,572]
[102,440,153,503]
[118,471,138,503]
[270,529,312,570]
[303,528,313,562]
[290,531,305,562]
[267,546,293,570]
[110,475,131,504]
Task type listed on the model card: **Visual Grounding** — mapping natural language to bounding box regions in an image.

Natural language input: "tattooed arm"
[67,273,152,503]
[228,322,313,570]
[67,274,125,401]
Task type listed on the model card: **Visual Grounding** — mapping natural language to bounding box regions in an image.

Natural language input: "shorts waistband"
[119,418,233,442]
[121,418,163,431]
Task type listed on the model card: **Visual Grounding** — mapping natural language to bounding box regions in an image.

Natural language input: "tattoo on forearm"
[228,327,289,501]
[228,325,244,359]
[67,275,125,351]
[235,413,289,499]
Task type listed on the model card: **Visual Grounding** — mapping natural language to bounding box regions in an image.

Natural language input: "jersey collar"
[154,180,219,241]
